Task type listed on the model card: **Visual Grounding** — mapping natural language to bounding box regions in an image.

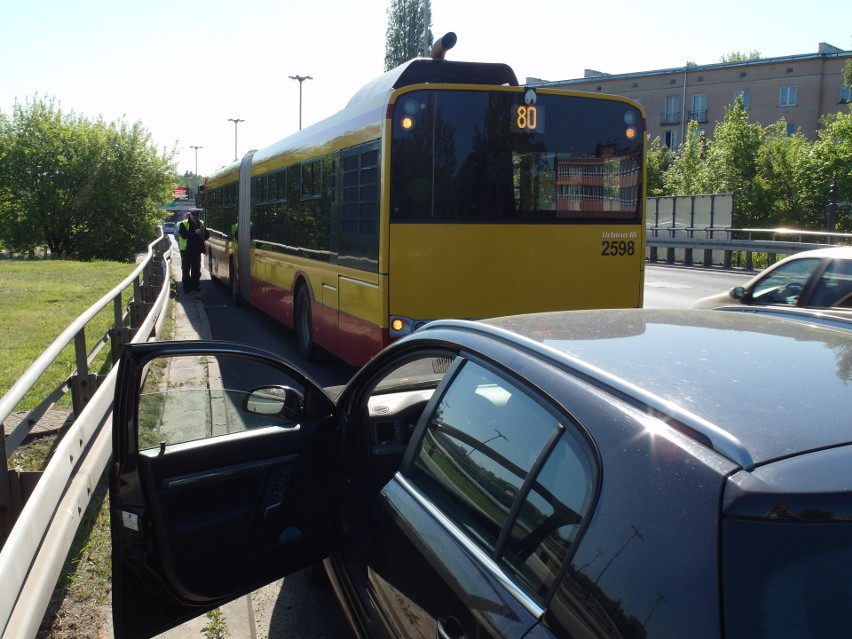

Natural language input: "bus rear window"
[723,519,852,638]
[390,89,643,223]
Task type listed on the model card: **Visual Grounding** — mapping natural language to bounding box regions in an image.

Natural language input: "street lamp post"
[227,118,244,161]
[289,75,313,130]
[190,145,202,176]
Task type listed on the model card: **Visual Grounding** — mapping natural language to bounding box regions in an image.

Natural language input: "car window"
[407,359,594,598]
[136,353,306,450]
[751,257,821,306]
[809,259,852,309]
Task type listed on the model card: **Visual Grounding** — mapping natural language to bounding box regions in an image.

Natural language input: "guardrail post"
[109,296,129,366]
[69,328,100,418]
[129,276,151,331]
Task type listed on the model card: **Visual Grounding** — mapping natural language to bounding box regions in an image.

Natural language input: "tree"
[702,96,765,226]
[756,121,814,227]
[0,96,174,261]
[384,0,433,71]
[719,51,761,63]
[810,111,852,232]
[662,120,709,195]
[645,135,674,197]
[843,58,852,91]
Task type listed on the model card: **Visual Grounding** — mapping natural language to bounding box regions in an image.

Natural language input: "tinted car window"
[136,354,305,449]
[408,359,594,596]
[503,434,593,597]
[809,259,852,308]
[751,257,821,305]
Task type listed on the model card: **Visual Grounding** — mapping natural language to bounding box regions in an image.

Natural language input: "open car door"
[109,340,338,639]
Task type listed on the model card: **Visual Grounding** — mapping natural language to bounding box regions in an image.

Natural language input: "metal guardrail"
[647,226,852,269]
[0,234,173,638]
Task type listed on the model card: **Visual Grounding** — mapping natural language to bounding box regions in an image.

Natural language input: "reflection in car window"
[810,259,852,309]
[408,360,594,597]
[372,356,453,394]
[504,436,593,597]
[136,354,304,450]
[751,258,820,306]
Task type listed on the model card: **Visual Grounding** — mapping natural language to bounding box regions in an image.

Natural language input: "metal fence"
[647,226,852,269]
[0,234,172,638]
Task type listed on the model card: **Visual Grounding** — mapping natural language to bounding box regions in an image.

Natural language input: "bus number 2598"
[601,240,636,256]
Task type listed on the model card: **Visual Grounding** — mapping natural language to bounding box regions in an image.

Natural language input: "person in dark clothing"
[177,211,209,293]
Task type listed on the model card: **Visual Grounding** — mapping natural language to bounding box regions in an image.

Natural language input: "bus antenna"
[430,32,457,60]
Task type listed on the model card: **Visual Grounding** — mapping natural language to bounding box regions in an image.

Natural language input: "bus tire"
[295,285,315,360]
[207,250,218,284]
[229,260,243,306]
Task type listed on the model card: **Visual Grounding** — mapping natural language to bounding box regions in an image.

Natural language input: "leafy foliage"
[0,96,175,261]
[649,96,852,232]
[384,0,433,71]
[645,135,674,197]
[663,120,710,196]
[719,51,761,63]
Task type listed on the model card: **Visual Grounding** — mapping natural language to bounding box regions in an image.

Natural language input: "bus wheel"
[229,261,243,306]
[295,285,315,360]
[207,251,217,282]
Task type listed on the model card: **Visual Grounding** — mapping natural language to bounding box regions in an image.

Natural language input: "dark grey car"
[110,309,852,638]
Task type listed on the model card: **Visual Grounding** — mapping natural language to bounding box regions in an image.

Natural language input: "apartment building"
[530,43,851,148]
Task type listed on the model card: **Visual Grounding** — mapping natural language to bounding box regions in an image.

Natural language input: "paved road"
[644,263,752,308]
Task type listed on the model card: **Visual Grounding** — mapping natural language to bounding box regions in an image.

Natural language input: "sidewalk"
[154,254,259,639]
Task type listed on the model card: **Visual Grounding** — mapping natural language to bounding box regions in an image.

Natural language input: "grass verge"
[0,258,175,638]
[0,259,136,411]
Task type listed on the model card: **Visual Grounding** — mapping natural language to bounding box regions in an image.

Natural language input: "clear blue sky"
[1,0,849,179]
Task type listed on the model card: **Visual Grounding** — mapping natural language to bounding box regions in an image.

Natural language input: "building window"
[690,94,708,122]
[786,122,797,136]
[662,95,680,125]
[779,86,797,107]
[664,130,679,149]
[733,89,750,109]
[841,84,852,104]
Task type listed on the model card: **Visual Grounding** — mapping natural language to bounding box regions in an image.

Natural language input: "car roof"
[773,245,852,262]
[425,309,852,469]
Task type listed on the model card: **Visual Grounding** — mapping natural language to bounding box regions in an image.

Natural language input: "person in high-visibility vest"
[177,211,209,293]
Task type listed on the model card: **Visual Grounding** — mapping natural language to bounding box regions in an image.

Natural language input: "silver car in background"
[691,246,852,317]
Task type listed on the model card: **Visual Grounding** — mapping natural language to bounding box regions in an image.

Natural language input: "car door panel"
[111,341,337,639]
[367,476,541,639]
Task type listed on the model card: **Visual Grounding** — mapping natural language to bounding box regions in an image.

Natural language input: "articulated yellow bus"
[200,35,646,366]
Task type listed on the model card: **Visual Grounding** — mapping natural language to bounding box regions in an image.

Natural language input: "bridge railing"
[647,226,852,269]
[0,234,173,638]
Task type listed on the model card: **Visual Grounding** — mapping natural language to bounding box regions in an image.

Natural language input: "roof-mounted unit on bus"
[347,33,519,107]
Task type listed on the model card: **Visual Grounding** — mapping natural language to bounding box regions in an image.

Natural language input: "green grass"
[8,264,181,636]
[0,259,136,410]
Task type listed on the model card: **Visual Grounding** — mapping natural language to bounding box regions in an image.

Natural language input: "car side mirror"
[245,385,304,421]
[730,286,749,301]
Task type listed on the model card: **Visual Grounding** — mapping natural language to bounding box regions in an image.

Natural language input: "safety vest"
[177,218,206,251]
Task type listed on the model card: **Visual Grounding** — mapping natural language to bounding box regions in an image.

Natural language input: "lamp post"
[190,145,202,176]
[227,118,244,161]
[289,75,313,130]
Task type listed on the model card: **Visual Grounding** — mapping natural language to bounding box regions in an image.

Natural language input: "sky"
[2,0,850,180]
